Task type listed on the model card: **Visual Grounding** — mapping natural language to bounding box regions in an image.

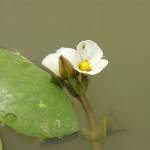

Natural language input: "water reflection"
[0,126,82,150]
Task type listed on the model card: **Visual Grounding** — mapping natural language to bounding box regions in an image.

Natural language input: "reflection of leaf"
[0,48,79,139]
[0,138,2,150]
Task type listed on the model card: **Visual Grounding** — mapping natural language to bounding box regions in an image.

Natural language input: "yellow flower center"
[79,60,92,71]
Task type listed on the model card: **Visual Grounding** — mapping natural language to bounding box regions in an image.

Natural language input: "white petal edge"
[76,40,103,63]
[56,47,80,69]
[42,53,60,77]
[75,59,108,75]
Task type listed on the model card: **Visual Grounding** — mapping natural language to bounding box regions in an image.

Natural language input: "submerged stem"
[92,142,102,150]
[79,95,102,150]
[79,95,97,132]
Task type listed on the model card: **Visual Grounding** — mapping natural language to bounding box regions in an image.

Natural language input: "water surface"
[0,0,150,149]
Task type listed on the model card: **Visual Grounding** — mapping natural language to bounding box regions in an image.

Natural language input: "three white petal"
[42,40,108,77]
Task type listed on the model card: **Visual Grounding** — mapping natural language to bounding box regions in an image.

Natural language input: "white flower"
[41,48,77,78]
[74,40,108,75]
[42,40,108,77]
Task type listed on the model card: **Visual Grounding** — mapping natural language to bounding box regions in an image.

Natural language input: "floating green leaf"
[0,48,79,139]
[0,138,2,150]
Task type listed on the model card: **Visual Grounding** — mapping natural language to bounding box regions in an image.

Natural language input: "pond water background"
[0,0,150,150]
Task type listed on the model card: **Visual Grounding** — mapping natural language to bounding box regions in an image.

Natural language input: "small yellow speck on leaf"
[38,101,48,108]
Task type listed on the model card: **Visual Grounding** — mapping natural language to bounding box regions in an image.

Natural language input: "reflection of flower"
[42,40,108,77]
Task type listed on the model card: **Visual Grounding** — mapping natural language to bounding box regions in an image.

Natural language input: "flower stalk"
[79,95,102,150]
[79,95,97,133]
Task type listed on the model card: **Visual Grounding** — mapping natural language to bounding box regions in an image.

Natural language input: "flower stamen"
[79,60,92,71]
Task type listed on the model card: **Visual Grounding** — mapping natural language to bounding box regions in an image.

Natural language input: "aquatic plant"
[0,40,123,150]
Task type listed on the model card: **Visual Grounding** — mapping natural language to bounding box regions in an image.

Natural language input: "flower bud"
[59,55,76,80]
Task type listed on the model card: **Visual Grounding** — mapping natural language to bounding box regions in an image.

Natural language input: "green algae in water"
[0,48,79,139]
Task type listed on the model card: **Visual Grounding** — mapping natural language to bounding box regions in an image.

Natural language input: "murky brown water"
[0,0,150,150]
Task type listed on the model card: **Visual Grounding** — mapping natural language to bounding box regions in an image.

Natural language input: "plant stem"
[79,95,102,150]
[79,95,97,132]
[92,142,102,150]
